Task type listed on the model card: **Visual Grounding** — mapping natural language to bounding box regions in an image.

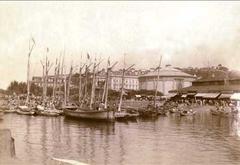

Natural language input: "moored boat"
[36,105,60,117]
[64,108,114,121]
[180,109,196,116]
[16,105,35,115]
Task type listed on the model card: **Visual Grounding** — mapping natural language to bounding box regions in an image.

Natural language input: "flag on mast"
[87,53,90,59]
[107,57,110,66]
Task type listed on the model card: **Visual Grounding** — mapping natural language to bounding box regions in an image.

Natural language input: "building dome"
[139,65,195,78]
[139,65,196,95]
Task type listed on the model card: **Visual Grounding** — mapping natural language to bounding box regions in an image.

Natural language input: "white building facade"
[110,75,139,91]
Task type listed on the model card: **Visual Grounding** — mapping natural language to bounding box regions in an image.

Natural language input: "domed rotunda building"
[139,65,196,95]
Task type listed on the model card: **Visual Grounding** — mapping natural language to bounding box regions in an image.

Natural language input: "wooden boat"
[0,105,9,111]
[210,106,232,116]
[169,107,178,113]
[1,105,16,113]
[210,108,220,116]
[180,109,196,116]
[138,108,158,118]
[16,105,35,115]
[157,106,168,116]
[35,105,60,116]
[4,109,16,113]
[16,109,35,115]
[115,110,129,120]
[64,56,117,122]
[115,108,139,121]
[64,108,114,121]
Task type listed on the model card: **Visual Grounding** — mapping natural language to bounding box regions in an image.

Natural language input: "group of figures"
[0,95,64,117]
[0,95,199,122]
[137,101,197,118]
[210,103,239,117]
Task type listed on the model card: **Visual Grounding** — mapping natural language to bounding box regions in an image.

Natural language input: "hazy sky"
[1,1,240,89]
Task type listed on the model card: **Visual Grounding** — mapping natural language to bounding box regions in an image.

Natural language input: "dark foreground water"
[1,106,240,165]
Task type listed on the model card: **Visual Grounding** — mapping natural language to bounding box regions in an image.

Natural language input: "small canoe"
[16,109,35,115]
[4,109,16,113]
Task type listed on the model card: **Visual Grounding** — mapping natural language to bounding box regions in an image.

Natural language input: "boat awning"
[231,93,240,100]
[202,93,220,98]
[218,93,233,99]
[195,93,207,97]
[181,94,187,98]
[187,93,196,96]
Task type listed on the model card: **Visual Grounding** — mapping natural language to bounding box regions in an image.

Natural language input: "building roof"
[139,66,195,78]
[170,84,240,93]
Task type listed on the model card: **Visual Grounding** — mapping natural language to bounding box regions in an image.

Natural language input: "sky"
[0,1,240,89]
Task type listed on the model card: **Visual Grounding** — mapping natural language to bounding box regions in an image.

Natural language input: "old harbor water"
[1,106,240,165]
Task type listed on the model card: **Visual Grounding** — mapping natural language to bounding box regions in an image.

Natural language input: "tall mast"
[44,51,52,100]
[102,57,110,102]
[154,55,162,108]
[26,38,35,104]
[89,58,102,109]
[56,53,61,95]
[83,53,91,100]
[118,54,134,112]
[104,61,118,109]
[40,60,45,99]
[67,64,73,104]
[90,59,96,109]
[79,55,85,103]
[52,58,58,100]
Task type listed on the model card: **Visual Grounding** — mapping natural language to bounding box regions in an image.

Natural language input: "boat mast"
[154,55,162,108]
[104,61,118,109]
[52,58,58,100]
[55,54,61,97]
[60,53,67,105]
[89,58,97,109]
[118,54,134,112]
[101,57,110,103]
[90,58,102,109]
[44,50,52,102]
[67,63,73,104]
[79,55,85,103]
[26,38,35,104]
[40,60,45,100]
[83,53,91,102]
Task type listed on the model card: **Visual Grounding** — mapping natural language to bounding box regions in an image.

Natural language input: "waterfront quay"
[1,104,240,165]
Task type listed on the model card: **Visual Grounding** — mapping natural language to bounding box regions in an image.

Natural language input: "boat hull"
[64,108,115,121]
[180,110,196,116]
[16,109,35,115]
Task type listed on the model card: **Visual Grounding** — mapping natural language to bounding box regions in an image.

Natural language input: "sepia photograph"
[1,1,240,165]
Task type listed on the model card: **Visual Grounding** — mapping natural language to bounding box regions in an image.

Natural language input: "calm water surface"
[1,106,240,165]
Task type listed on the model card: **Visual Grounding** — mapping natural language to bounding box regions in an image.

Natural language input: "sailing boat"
[114,54,138,121]
[64,55,117,121]
[138,55,164,117]
[35,49,60,116]
[17,38,36,115]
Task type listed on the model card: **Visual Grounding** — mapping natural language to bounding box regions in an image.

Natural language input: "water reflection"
[2,109,240,164]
